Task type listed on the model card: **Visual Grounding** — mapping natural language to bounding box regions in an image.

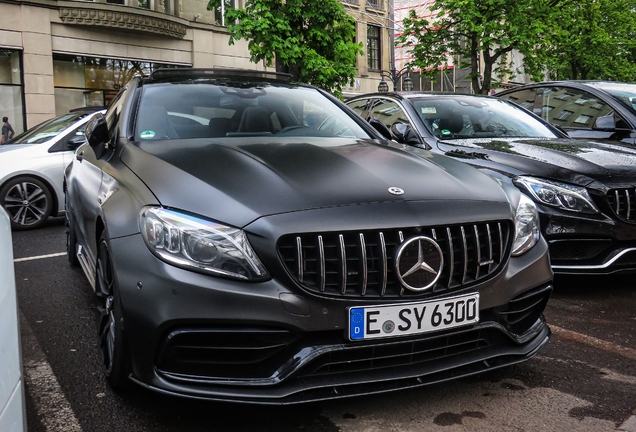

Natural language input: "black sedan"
[495,81,636,146]
[65,69,552,404]
[347,92,636,275]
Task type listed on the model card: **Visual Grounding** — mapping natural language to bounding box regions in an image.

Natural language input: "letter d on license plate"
[348,293,479,341]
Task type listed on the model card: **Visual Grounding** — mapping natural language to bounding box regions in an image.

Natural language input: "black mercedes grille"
[278,222,512,299]
[608,188,636,223]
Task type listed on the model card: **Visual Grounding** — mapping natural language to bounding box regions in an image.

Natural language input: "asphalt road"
[11,218,636,432]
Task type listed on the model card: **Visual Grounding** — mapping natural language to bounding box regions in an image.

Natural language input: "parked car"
[347,92,636,275]
[0,206,27,432]
[495,81,636,146]
[0,107,105,230]
[65,68,552,404]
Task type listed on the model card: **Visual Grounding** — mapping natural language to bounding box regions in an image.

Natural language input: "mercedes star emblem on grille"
[395,236,444,291]
[388,187,404,195]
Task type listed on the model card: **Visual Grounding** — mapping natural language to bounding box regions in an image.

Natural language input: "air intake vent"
[278,222,512,299]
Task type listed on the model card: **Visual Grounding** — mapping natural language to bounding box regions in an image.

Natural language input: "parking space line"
[19,312,83,432]
[14,252,66,263]
[551,325,636,361]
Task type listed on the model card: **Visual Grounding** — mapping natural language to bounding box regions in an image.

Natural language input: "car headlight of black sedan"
[140,207,269,281]
[514,176,599,214]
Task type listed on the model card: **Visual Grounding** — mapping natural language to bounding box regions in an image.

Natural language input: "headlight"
[140,207,269,281]
[512,194,540,256]
[513,176,599,214]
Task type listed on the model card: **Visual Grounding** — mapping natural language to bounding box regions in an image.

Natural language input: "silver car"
[0,108,104,230]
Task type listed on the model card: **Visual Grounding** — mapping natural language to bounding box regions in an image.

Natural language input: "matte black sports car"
[347,92,636,275]
[65,69,552,404]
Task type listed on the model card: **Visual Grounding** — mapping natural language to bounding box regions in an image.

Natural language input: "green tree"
[528,0,636,80]
[396,0,553,94]
[208,0,363,98]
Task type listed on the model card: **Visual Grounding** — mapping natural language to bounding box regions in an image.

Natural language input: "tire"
[96,233,130,390]
[0,176,53,230]
[65,210,79,267]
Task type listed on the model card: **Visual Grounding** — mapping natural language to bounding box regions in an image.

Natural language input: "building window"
[52,54,185,115]
[215,0,236,26]
[366,0,381,8]
[554,110,573,121]
[367,25,381,71]
[574,114,592,125]
[0,49,25,136]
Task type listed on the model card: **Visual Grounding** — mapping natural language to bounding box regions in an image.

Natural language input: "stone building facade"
[0,0,391,135]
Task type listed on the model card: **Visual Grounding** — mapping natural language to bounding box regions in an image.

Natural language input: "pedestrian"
[1,116,15,144]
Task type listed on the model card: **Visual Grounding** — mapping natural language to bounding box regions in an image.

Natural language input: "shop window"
[53,54,186,115]
[0,50,25,135]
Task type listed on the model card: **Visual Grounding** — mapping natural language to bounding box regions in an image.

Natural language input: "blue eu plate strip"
[350,308,364,340]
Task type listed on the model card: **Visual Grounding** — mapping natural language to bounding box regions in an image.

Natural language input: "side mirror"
[85,113,110,159]
[368,117,392,140]
[390,122,421,145]
[593,114,616,130]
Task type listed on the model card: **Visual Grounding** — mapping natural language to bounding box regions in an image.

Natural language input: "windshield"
[411,96,558,140]
[135,82,371,142]
[587,82,636,115]
[8,113,87,145]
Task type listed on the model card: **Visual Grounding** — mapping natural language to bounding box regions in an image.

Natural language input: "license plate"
[348,293,479,341]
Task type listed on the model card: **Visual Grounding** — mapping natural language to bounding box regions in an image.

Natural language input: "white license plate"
[348,293,479,341]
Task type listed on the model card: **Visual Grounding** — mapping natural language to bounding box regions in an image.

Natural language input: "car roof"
[496,80,636,94]
[347,91,500,101]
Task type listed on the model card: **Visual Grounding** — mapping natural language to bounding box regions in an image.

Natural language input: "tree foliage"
[397,0,636,92]
[396,0,554,94]
[208,0,363,98]
[528,0,636,81]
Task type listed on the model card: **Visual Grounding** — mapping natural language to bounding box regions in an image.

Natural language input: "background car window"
[539,87,618,132]
[9,113,83,144]
[411,97,557,139]
[501,88,539,112]
[368,99,412,130]
[347,98,369,115]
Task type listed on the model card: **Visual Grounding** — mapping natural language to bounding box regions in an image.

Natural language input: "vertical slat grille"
[608,188,636,223]
[278,221,512,299]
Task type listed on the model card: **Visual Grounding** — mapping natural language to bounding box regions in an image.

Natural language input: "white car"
[0,108,105,230]
[0,206,26,431]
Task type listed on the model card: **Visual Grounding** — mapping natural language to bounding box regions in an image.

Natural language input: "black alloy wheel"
[96,234,129,389]
[0,176,53,230]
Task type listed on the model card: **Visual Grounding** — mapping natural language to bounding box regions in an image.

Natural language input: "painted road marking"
[14,252,66,263]
[20,313,83,432]
[551,325,636,361]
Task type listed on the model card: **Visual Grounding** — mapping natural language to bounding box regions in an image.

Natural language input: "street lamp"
[378,67,414,92]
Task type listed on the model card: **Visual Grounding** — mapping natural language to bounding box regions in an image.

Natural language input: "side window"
[347,99,369,116]
[368,99,411,130]
[541,86,617,132]
[105,89,127,138]
[502,88,539,113]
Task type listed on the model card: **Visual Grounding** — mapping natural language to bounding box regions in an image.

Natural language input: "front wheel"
[96,234,130,390]
[0,176,53,230]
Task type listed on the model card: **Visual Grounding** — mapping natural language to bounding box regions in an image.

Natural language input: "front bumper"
[539,206,636,275]
[110,233,552,404]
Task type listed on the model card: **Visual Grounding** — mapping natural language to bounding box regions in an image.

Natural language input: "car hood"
[122,137,511,227]
[0,144,36,154]
[439,137,636,186]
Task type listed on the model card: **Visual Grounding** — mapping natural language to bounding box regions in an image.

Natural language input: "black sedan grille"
[608,188,636,223]
[278,222,512,299]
